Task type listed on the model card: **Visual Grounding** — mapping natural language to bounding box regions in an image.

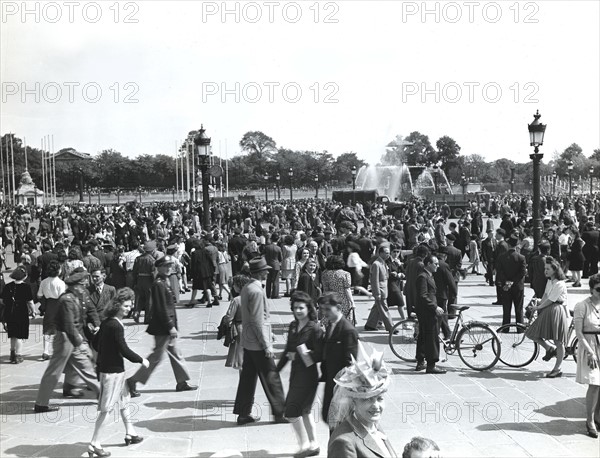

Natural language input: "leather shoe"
[364,326,378,331]
[175,381,198,392]
[415,361,426,371]
[34,404,60,413]
[492,301,502,305]
[542,347,557,361]
[237,415,260,425]
[426,366,447,374]
[63,388,84,397]
[127,378,140,397]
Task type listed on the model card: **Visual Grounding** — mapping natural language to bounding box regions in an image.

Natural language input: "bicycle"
[388,305,502,371]
[493,303,578,367]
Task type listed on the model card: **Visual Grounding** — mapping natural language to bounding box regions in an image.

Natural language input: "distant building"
[54,148,93,163]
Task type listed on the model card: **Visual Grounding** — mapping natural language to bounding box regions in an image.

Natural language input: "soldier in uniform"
[127,257,197,397]
[132,241,156,323]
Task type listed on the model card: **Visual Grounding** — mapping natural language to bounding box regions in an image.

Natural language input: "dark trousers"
[234,349,285,419]
[135,277,153,321]
[436,297,452,339]
[501,286,524,326]
[484,264,495,286]
[266,269,280,298]
[416,313,440,366]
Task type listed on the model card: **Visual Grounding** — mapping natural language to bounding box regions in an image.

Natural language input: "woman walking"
[574,273,600,438]
[296,259,321,303]
[89,287,149,457]
[36,260,67,360]
[276,291,322,457]
[281,235,298,297]
[568,227,586,287]
[525,257,569,378]
[1,266,35,364]
[321,255,355,322]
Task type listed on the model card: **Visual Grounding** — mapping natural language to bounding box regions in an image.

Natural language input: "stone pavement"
[1,270,599,457]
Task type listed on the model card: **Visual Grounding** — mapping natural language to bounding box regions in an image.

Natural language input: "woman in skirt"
[1,266,34,364]
[89,287,149,457]
[36,260,66,360]
[525,256,569,378]
[281,235,298,296]
[276,291,322,457]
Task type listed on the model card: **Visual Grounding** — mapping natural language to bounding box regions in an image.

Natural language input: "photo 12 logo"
[401,1,539,23]
[1,2,140,24]
[202,82,339,104]
[402,82,540,104]
[201,1,339,24]
[2,82,140,104]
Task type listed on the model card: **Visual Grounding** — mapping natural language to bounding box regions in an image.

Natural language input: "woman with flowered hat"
[328,343,398,458]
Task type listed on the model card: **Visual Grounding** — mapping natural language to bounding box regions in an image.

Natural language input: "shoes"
[63,388,84,398]
[426,366,447,374]
[87,444,111,457]
[415,361,426,372]
[185,302,195,308]
[175,381,198,392]
[9,350,16,364]
[364,326,378,331]
[41,353,50,361]
[124,435,144,446]
[545,370,562,378]
[237,415,260,425]
[492,301,502,305]
[34,404,60,413]
[211,299,220,306]
[273,415,289,424]
[391,330,399,335]
[216,295,222,300]
[573,282,582,287]
[542,347,557,361]
[127,378,140,398]
[586,422,598,438]
[15,354,24,364]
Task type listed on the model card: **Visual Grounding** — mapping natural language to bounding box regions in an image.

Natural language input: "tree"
[436,136,461,173]
[403,131,436,165]
[555,143,586,179]
[590,148,600,162]
[239,131,277,160]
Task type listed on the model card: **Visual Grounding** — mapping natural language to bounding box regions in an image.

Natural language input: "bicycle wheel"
[457,324,501,371]
[389,318,419,362]
[494,323,538,367]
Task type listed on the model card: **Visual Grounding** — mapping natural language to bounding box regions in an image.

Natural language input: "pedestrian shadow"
[477,418,586,436]
[197,451,292,458]
[534,397,586,418]
[180,332,218,340]
[186,354,227,362]
[459,369,543,382]
[144,399,234,411]
[4,442,87,457]
[359,334,389,345]
[134,415,238,432]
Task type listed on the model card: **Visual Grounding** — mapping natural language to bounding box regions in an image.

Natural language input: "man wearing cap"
[34,267,100,413]
[234,257,286,425]
[496,231,527,326]
[493,228,509,305]
[132,241,156,323]
[127,256,197,397]
[263,233,283,299]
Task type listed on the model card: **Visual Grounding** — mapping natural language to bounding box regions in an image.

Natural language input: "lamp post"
[567,160,574,198]
[172,186,176,202]
[510,166,516,194]
[315,174,319,198]
[552,171,557,195]
[263,172,269,201]
[351,165,357,203]
[432,164,439,194]
[275,172,281,199]
[590,166,594,195]
[324,184,328,200]
[138,186,142,203]
[528,109,547,251]
[87,186,92,205]
[194,125,212,230]
[97,188,101,205]
[288,167,293,202]
[116,186,121,205]
[78,167,84,203]
[461,173,467,195]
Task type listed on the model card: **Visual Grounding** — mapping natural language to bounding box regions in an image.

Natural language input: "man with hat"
[229,227,247,276]
[493,228,509,305]
[127,256,197,397]
[234,257,286,425]
[132,241,156,323]
[496,230,527,326]
[34,267,100,413]
[481,229,497,287]
[442,233,462,305]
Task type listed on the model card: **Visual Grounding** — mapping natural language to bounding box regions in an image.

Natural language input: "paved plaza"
[1,270,599,457]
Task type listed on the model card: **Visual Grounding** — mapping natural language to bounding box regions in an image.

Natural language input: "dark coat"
[528,253,547,298]
[87,283,117,319]
[263,243,283,270]
[496,248,527,287]
[146,275,178,335]
[416,271,437,316]
[96,318,143,373]
[404,256,424,309]
[433,260,457,301]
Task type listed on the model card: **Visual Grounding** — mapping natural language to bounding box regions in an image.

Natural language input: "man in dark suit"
[496,232,527,326]
[87,267,116,319]
[493,228,509,305]
[404,245,429,316]
[529,241,550,298]
[320,292,358,427]
[228,228,247,275]
[127,257,197,397]
[415,255,445,374]
[582,222,600,277]
[433,251,457,340]
[132,241,156,323]
[263,233,282,299]
[458,221,471,259]
[481,229,496,287]
[442,234,462,305]
[38,242,58,280]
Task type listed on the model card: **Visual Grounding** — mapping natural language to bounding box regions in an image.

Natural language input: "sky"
[1,1,599,165]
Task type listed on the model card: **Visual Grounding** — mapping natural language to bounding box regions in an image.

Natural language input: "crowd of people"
[0,191,599,455]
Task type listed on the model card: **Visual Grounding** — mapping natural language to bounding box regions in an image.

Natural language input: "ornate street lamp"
[116,186,121,205]
[138,185,143,203]
[590,165,594,195]
[432,164,439,194]
[552,171,557,195]
[194,125,212,230]
[288,167,293,202]
[315,174,319,198]
[263,172,269,201]
[567,160,574,198]
[510,166,516,194]
[528,109,547,250]
[275,172,281,199]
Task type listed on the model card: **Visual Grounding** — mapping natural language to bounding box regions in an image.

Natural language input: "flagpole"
[24,137,28,170]
[1,136,6,204]
[51,134,56,204]
[175,141,179,201]
[180,145,184,201]
[42,137,46,200]
[10,134,16,205]
[225,139,229,198]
